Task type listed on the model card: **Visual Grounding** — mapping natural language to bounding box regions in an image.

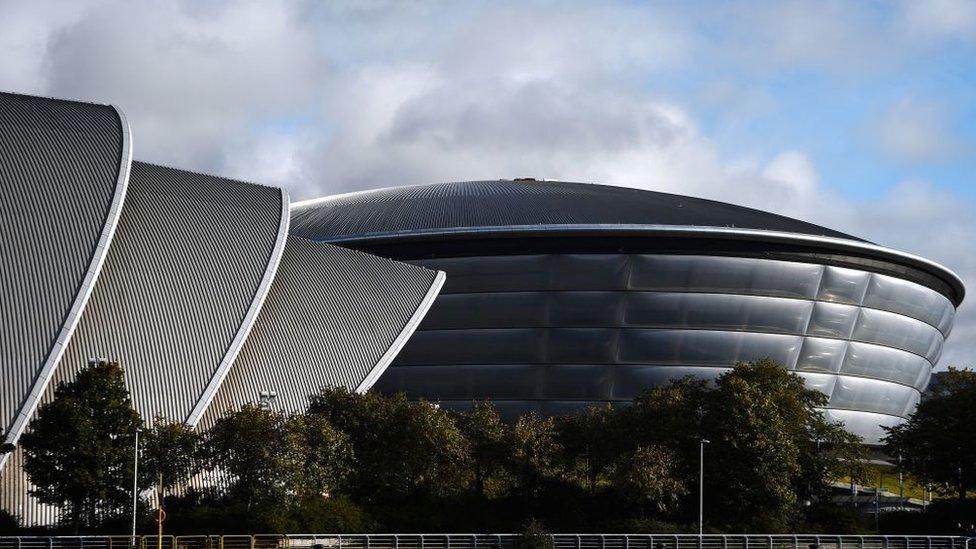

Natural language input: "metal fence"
[0,535,972,549]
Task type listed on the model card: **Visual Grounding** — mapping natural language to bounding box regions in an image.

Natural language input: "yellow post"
[156,473,164,549]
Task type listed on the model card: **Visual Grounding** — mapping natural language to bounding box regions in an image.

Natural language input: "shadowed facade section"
[198,236,444,430]
[0,92,129,451]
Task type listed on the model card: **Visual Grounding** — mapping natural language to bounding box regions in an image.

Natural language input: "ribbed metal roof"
[290,180,964,306]
[0,91,129,449]
[290,179,861,241]
[197,236,444,430]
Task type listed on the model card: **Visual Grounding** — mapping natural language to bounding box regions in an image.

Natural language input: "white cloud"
[900,0,976,40]
[0,0,972,368]
[872,99,962,163]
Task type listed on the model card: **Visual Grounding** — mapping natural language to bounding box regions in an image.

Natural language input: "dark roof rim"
[316,223,965,306]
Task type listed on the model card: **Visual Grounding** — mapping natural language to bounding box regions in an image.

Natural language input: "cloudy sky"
[2,0,974,367]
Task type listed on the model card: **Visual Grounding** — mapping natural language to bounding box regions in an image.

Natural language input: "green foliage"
[517,518,553,549]
[508,414,561,501]
[140,416,203,499]
[611,445,687,516]
[20,359,142,532]
[205,404,293,509]
[884,367,976,501]
[12,358,887,533]
[457,401,509,495]
[307,388,468,502]
[557,403,625,493]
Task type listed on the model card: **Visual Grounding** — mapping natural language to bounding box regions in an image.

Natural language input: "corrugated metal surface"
[290,180,861,242]
[0,92,127,445]
[54,161,285,424]
[198,236,444,429]
[3,162,286,525]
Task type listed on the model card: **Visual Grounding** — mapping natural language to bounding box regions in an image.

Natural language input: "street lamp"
[132,429,139,542]
[699,438,709,536]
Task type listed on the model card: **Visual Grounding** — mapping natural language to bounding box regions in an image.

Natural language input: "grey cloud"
[0,0,973,367]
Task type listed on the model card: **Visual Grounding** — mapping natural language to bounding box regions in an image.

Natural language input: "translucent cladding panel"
[550,254,630,290]
[547,328,618,363]
[823,408,905,446]
[795,337,848,374]
[794,371,838,397]
[395,329,544,365]
[613,366,728,399]
[841,342,930,389]
[852,308,943,362]
[543,364,612,400]
[617,330,803,367]
[549,292,623,326]
[624,292,813,333]
[629,255,823,299]
[829,376,920,417]
[862,273,955,334]
[376,364,541,400]
[816,266,870,305]
[414,255,551,293]
[805,302,858,339]
[420,292,549,329]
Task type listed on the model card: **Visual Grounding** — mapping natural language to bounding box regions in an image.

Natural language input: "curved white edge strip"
[0,105,133,468]
[355,269,447,393]
[317,223,965,306]
[184,188,291,428]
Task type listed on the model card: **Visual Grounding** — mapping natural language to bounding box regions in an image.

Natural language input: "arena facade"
[0,91,964,523]
[290,180,964,446]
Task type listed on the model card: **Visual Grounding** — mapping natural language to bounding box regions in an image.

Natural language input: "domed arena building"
[290,179,965,445]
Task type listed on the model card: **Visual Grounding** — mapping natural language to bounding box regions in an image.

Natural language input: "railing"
[0,535,972,549]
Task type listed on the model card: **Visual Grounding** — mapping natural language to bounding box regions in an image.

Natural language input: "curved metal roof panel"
[290,180,963,306]
[51,161,288,425]
[197,236,444,429]
[0,92,130,449]
[290,179,862,241]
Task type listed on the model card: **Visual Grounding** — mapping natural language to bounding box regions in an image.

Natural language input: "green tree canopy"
[456,401,509,495]
[884,367,976,501]
[508,413,561,501]
[140,417,204,502]
[611,444,687,516]
[307,388,468,502]
[556,403,628,494]
[20,359,142,532]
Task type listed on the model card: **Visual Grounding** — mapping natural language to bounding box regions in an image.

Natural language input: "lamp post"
[131,429,139,543]
[699,438,709,536]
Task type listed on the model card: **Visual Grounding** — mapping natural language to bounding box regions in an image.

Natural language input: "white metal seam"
[0,104,132,469]
[183,188,291,428]
[355,269,447,393]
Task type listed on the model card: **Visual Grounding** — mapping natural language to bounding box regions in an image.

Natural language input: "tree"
[557,403,626,493]
[20,359,142,532]
[140,417,204,504]
[307,388,468,502]
[611,445,687,516]
[288,413,353,498]
[205,404,294,510]
[456,401,508,495]
[704,359,861,530]
[508,414,561,501]
[884,367,976,501]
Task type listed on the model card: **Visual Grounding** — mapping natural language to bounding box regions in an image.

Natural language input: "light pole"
[131,429,139,542]
[699,438,709,536]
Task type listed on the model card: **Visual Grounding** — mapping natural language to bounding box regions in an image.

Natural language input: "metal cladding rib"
[0,92,131,457]
[196,236,445,430]
[50,161,287,425]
